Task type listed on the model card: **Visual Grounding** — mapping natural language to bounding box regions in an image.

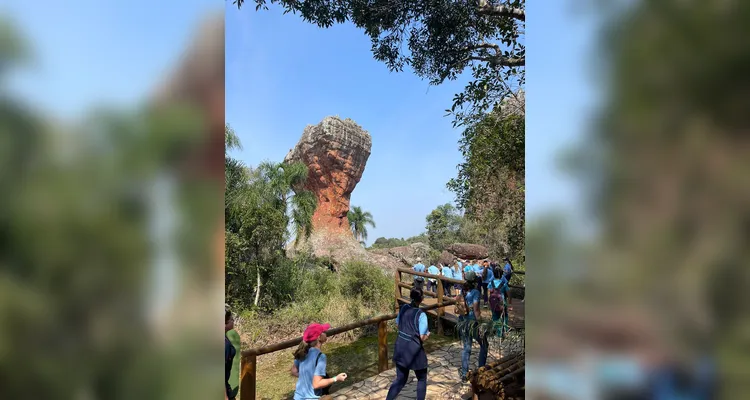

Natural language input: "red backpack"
[489,288,504,313]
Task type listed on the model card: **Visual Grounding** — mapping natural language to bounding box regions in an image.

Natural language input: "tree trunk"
[254,267,261,306]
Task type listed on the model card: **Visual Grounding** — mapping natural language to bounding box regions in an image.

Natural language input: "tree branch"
[468,55,525,67]
[478,0,526,21]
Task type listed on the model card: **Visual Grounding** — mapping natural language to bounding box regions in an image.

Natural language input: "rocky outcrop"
[437,251,455,267]
[369,243,433,267]
[286,117,373,263]
[285,116,372,237]
[445,243,489,260]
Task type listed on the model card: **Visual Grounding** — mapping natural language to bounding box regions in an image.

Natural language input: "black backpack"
[313,352,331,396]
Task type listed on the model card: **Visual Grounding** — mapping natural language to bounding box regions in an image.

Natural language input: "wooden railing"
[239,298,456,399]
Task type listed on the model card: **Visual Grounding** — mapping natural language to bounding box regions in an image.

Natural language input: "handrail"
[397,267,525,290]
[241,299,455,357]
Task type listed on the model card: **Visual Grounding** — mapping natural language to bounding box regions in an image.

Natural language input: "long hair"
[293,340,317,361]
[410,288,424,306]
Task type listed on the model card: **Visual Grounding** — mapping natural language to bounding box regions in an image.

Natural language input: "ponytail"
[293,340,316,361]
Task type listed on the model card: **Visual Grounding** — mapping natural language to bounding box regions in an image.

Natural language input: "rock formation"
[286,117,372,261]
[438,250,455,267]
[445,243,489,260]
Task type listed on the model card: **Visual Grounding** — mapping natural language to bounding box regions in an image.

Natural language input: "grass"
[255,329,458,400]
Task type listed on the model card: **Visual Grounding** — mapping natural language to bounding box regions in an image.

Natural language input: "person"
[480,260,494,307]
[413,257,426,273]
[458,272,489,381]
[225,307,237,400]
[386,288,430,400]
[452,260,463,294]
[463,259,473,277]
[488,266,510,338]
[291,323,347,399]
[426,263,440,293]
[225,305,241,400]
[502,257,514,283]
[441,262,454,296]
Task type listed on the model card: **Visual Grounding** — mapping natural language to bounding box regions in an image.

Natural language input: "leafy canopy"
[233,0,525,127]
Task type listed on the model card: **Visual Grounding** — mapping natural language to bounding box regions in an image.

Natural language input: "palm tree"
[224,125,317,306]
[254,161,316,245]
[347,206,376,246]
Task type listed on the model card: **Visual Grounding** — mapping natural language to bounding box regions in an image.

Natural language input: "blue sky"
[5,0,597,244]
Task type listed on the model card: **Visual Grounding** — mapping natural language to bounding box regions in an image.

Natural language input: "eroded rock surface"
[286,117,373,263]
[445,243,489,260]
[285,116,372,236]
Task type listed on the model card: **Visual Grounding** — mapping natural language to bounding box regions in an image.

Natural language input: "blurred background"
[1,1,224,399]
[526,1,749,399]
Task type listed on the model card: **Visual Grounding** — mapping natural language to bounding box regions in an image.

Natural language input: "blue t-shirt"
[463,265,473,274]
[293,348,327,399]
[396,307,429,335]
[482,267,494,283]
[504,263,513,279]
[441,265,453,277]
[457,261,463,269]
[465,288,481,320]
[427,265,440,275]
[413,263,425,273]
[451,268,462,280]
[472,264,483,274]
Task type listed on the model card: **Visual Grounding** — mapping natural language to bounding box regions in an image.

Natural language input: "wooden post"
[436,278,444,335]
[377,320,389,372]
[394,270,401,313]
[240,353,256,400]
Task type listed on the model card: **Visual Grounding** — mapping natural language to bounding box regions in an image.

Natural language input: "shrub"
[339,261,393,310]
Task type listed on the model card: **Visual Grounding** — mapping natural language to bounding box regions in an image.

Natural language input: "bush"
[339,261,393,310]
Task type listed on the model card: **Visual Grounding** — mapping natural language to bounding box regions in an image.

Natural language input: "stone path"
[329,340,508,400]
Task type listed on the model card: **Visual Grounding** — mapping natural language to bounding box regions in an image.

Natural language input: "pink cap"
[303,323,331,342]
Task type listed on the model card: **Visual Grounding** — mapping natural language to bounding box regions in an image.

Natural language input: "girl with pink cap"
[290,322,348,399]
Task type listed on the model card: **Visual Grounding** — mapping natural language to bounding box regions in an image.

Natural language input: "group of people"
[409,256,516,386]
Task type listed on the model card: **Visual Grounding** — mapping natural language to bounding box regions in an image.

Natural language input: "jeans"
[481,283,489,304]
[491,309,503,338]
[460,328,489,378]
[426,280,435,293]
[386,364,427,400]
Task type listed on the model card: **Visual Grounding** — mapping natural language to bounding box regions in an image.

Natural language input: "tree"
[425,203,462,251]
[447,99,524,259]
[233,0,525,127]
[224,125,317,308]
[347,205,376,245]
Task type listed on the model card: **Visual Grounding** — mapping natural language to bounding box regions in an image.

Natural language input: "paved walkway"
[329,338,515,400]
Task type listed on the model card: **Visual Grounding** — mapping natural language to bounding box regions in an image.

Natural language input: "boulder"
[437,250,455,267]
[445,243,489,260]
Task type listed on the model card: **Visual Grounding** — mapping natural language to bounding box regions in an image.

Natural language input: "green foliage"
[340,261,392,309]
[224,126,318,310]
[369,237,408,249]
[347,205,376,244]
[425,203,462,251]
[447,108,525,260]
[233,0,524,128]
